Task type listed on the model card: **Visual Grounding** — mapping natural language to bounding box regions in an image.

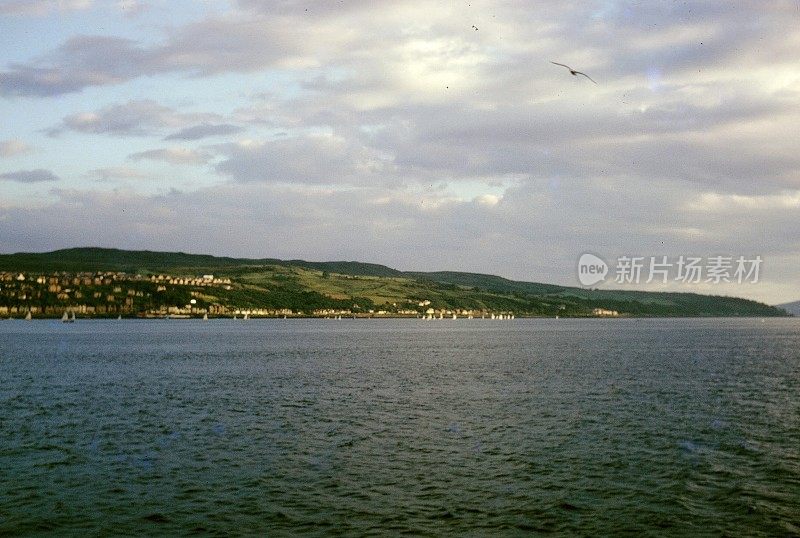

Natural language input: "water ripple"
[1,318,798,535]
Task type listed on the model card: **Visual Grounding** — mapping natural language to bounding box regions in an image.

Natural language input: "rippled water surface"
[1,318,799,535]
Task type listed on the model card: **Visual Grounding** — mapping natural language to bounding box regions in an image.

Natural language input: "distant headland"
[0,248,788,319]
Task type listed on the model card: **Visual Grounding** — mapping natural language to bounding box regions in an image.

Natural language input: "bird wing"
[574,71,597,84]
[550,61,572,70]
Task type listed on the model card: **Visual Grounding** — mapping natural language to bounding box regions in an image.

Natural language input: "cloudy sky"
[1,0,798,304]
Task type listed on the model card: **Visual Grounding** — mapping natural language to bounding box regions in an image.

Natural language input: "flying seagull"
[550,61,597,84]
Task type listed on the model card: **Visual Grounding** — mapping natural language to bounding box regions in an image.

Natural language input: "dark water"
[1,318,798,536]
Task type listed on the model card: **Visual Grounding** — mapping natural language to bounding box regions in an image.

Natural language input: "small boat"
[203,313,208,320]
[70,311,76,322]
[117,314,122,320]
[25,311,32,321]
[61,311,69,322]
[243,313,249,320]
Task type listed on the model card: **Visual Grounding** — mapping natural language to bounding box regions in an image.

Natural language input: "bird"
[550,61,597,84]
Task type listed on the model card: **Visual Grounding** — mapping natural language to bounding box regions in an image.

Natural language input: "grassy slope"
[0,248,786,316]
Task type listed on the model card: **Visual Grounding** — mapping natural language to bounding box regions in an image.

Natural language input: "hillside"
[0,247,786,318]
[777,300,800,316]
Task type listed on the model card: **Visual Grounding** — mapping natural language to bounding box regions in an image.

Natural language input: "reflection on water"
[1,318,798,535]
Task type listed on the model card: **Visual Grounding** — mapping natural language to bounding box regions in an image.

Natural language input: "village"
[0,270,524,319]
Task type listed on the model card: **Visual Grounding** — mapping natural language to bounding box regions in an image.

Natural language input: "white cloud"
[213,135,394,184]
[88,166,153,181]
[0,139,32,157]
[129,147,213,165]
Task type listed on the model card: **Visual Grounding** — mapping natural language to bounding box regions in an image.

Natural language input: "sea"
[1,318,798,536]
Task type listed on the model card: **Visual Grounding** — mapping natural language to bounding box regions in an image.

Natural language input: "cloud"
[116,0,148,18]
[0,139,32,157]
[0,169,59,183]
[129,147,213,165]
[213,136,393,184]
[1,180,798,303]
[48,99,221,137]
[3,1,799,99]
[0,15,315,96]
[164,123,243,141]
[0,36,145,96]
[0,0,92,17]
[88,166,153,181]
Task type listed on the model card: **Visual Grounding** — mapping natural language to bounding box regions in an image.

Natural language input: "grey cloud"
[1,36,146,96]
[1,180,797,303]
[164,123,243,141]
[0,169,59,183]
[49,99,221,137]
[0,16,314,96]
[0,0,92,16]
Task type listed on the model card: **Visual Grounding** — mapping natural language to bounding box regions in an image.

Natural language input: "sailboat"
[243,313,249,320]
[61,311,69,322]
[117,314,122,320]
[203,313,208,320]
[70,311,76,322]
[24,311,32,320]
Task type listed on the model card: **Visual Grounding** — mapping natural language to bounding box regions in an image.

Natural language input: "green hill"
[0,247,786,317]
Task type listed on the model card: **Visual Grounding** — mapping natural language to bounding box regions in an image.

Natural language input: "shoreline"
[2,314,791,320]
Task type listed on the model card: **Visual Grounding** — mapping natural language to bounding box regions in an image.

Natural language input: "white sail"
[62,311,69,322]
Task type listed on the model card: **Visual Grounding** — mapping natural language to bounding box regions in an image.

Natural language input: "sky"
[0,0,798,304]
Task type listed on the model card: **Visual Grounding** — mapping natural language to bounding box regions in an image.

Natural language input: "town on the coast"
[0,248,785,319]
[0,270,539,319]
